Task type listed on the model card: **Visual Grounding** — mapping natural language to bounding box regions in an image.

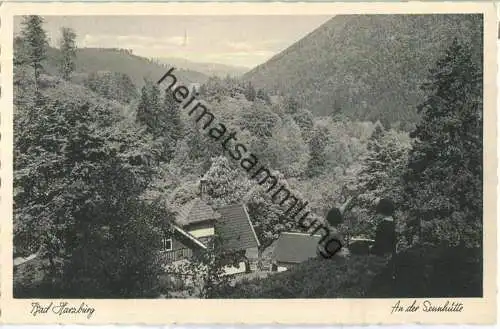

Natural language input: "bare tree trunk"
[34,66,39,96]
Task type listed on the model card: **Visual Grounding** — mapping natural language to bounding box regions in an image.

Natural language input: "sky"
[14,15,332,68]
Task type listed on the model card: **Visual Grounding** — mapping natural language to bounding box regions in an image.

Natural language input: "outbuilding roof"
[272,232,322,264]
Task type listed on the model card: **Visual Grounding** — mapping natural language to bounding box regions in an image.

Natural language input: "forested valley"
[14,15,483,298]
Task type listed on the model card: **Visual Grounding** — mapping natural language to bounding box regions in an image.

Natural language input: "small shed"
[272,232,322,271]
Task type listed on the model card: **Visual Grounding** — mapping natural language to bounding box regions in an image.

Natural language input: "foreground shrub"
[367,244,482,298]
[213,243,482,299]
[212,254,388,298]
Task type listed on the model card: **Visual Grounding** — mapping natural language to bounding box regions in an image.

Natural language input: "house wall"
[171,236,190,251]
[245,247,259,260]
[161,236,196,263]
[245,247,259,272]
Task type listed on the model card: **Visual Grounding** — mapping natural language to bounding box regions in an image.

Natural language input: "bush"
[213,244,482,299]
[212,254,388,298]
[367,244,482,297]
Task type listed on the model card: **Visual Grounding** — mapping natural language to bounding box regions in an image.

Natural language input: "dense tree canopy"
[14,19,173,297]
[203,156,252,207]
[402,39,482,248]
[85,71,138,104]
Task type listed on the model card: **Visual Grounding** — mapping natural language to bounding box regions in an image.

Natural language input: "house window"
[162,238,172,251]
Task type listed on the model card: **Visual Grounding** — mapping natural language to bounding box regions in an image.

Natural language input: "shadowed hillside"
[212,245,482,299]
[44,47,208,87]
[244,14,483,129]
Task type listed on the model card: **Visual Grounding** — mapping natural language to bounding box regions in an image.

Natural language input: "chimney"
[199,177,207,200]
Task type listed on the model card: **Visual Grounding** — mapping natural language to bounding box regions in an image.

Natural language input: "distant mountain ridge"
[243,14,483,128]
[157,57,249,78]
[44,47,209,88]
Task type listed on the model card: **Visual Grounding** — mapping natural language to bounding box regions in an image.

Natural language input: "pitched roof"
[216,204,260,251]
[176,198,220,226]
[272,232,322,264]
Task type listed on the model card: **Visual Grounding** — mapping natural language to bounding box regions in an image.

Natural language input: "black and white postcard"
[0,1,496,325]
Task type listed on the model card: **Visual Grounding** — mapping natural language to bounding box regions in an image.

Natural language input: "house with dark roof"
[216,204,260,261]
[162,193,260,273]
[271,232,322,271]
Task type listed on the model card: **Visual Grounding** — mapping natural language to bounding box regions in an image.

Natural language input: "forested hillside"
[244,14,483,129]
[225,25,483,298]
[41,46,209,87]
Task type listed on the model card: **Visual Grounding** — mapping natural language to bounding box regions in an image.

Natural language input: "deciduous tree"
[203,156,252,207]
[14,78,166,297]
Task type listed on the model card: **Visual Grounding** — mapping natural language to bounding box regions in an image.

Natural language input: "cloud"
[224,39,287,52]
[80,33,277,67]
[201,50,276,67]
[226,41,254,52]
[81,34,186,48]
[165,36,185,46]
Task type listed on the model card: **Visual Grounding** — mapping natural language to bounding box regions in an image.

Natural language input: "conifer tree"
[20,15,48,94]
[256,88,271,104]
[284,96,299,115]
[244,82,257,101]
[331,99,343,119]
[351,123,410,238]
[163,90,183,144]
[137,80,163,139]
[402,39,482,248]
[356,122,386,194]
[136,80,161,133]
[184,119,206,164]
[307,125,329,177]
[292,108,314,141]
[58,27,77,81]
[136,80,177,162]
